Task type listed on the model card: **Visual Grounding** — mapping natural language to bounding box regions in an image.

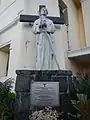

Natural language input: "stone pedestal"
[15,70,77,120]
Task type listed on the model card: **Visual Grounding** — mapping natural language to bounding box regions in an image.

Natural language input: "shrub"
[0,78,16,120]
[72,73,90,120]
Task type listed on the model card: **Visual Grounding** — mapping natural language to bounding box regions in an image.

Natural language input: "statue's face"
[40,7,48,16]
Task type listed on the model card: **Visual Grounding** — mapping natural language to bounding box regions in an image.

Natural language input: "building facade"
[0,0,90,82]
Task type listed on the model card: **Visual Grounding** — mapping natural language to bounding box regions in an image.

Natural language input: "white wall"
[0,0,24,79]
[22,0,67,70]
[0,0,84,79]
[0,0,24,31]
[20,23,36,69]
[53,25,67,70]
[0,0,14,13]
[24,0,60,17]
[0,22,25,79]
[81,0,90,46]
[22,0,81,71]
[7,23,25,78]
[20,23,67,70]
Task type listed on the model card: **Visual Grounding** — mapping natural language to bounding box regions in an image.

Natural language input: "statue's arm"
[33,20,40,34]
[51,22,55,34]
[33,22,37,34]
[47,21,55,34]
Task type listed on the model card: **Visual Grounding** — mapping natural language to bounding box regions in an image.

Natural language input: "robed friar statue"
[33,5,60,70]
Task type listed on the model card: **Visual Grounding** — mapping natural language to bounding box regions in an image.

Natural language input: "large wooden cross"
[20,14,65,25]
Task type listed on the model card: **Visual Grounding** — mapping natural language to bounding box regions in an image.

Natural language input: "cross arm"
[20,14,65,24]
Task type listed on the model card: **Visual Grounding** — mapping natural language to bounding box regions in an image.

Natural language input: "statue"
[33,5,60,70]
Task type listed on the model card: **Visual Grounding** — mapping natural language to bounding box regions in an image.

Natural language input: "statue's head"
[39,5,48,16]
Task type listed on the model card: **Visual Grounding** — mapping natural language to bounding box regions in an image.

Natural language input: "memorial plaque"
[30,82,59,106]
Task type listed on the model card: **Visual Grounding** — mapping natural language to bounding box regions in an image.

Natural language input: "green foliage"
[73,73,90,100]
[71,73,90,120]
[71,99,88,120]
[0,78,16,120]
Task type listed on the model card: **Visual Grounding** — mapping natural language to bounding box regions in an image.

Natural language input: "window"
[72,0,86,48]
[0,45,10,77]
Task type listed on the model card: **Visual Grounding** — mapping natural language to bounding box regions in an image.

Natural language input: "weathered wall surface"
[15,70,75,120]
[24,0,60,17]
[0,0,89,80]
[0,0,24,79]
[0,0,24,31]
[22,0,67,70]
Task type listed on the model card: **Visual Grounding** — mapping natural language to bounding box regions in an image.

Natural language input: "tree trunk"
[0,111,3,120]
[87,100,90,120]
[0,116,3,120]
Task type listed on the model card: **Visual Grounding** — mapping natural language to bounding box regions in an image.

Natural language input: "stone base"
[15,70,77,120]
